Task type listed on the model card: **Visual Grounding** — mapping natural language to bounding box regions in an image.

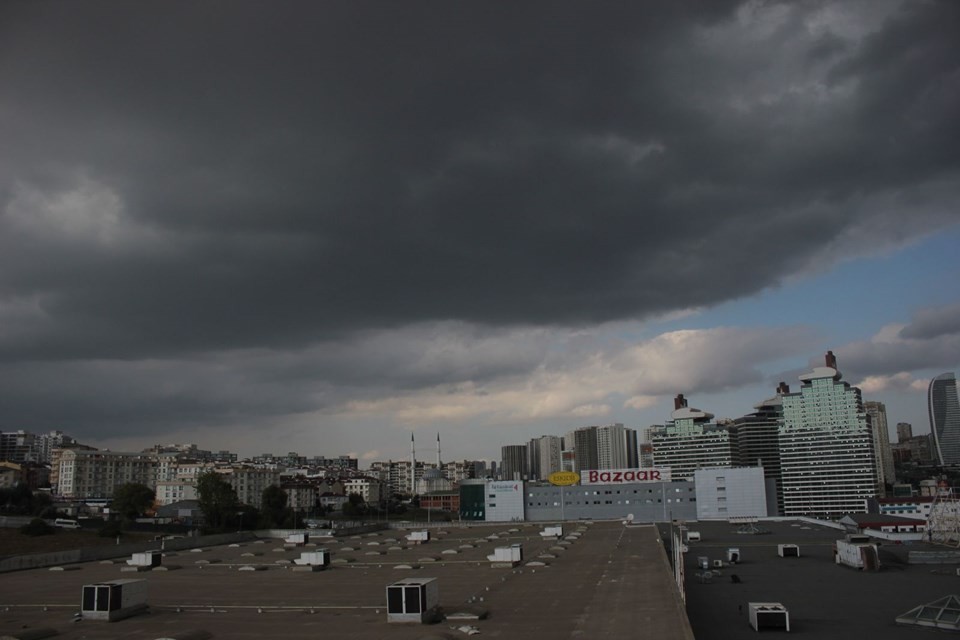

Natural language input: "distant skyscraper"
[500,445,528,481]
[896,422,913,444]
[864,401,896,492]
[929,372,960,466]
[572,427,600,473]
[596,423,639,469]
[729,383,787,514]
[528,435,562,480]
[779,351,877,517]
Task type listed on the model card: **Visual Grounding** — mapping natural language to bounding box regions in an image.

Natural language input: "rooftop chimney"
[674,394,688,410]
[825,351,837,369]
[777,381,790,394]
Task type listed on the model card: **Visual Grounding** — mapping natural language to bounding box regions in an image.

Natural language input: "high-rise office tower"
[779,351,877,517]
[929,372,960,466]
[500,444,528,481]
[650,394,732,482]
[729,383,787,514]
[864,401,896,492]
[528,435,562,480]
[896,422,913,443]
[596,423,639,469]
[572,427,600,473]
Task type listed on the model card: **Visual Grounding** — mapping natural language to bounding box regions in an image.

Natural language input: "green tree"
[260,485,290,528]
[196,471,240,532]
[20,517,55,536]
[31,491,53,517]
[342,492,366,518]
[0,484,35,515]
[111,482,156,522]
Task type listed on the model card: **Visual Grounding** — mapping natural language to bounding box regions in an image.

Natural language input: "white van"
[54,518,81,529]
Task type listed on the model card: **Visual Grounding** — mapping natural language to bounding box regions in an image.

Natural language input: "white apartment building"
[152,458,215,505]
[369,460,430,496]
[155,480,199,505]
[55,449,157,499]
[218,466,280,509]
[344,476,383,504]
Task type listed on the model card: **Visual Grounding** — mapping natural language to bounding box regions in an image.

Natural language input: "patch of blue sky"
[652,226,960,344]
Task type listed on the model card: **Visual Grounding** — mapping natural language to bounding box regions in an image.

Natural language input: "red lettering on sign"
[651,470,661,480]
[600,472,611,482]
[624,471,635,482]
[588,470,599,483]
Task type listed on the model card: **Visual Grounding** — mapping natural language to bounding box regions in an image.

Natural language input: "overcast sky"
[1,1,958,462]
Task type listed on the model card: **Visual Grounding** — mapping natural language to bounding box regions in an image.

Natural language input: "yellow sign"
[548,471,580,486]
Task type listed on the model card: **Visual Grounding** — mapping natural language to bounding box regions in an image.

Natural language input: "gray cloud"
[0,1,958,449]
[899,303,960,340]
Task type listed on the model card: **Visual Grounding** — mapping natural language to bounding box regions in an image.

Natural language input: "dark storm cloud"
[1,0,956,361]
[0,1,958,440]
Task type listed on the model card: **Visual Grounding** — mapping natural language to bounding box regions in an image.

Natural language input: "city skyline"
[1,1,958,461]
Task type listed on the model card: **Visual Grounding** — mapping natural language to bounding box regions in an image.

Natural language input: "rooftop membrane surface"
[669,519,960,640]
[0,521,692,639]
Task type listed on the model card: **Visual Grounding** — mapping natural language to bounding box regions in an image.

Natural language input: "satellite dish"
[622,513,635,526]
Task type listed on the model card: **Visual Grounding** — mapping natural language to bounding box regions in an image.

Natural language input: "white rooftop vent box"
[294,550,330,567]
[487,544,522,564]
[406,531,430,544]
[749,602,790,632]
[81,579,148,622]
[778,544,800,558]
[285,533,308,545]
[836,539,880,570]
[727,548,741,564]
[686,531,701,542]
[127,551,161,568]
[386,577,439,624]
[540,525,563,538]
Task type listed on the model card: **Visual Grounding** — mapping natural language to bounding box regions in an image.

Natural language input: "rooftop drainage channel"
[160,604,382,613]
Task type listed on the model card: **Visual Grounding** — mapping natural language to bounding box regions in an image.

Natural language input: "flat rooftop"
[669,520,960,640]
[0,521,692,639]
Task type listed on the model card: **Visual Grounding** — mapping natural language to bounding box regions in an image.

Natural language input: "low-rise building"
[694,467,769,520]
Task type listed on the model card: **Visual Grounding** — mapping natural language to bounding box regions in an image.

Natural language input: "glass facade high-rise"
[929,372,960,466]
[650,395,732,482]
[779,351,877,517]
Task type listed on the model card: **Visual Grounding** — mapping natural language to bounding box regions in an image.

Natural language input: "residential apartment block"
[55,449,157,499]
[779,351,877,517]
[650,395,732,482]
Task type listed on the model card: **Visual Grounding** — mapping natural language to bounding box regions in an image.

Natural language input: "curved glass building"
[929,372,960,466]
